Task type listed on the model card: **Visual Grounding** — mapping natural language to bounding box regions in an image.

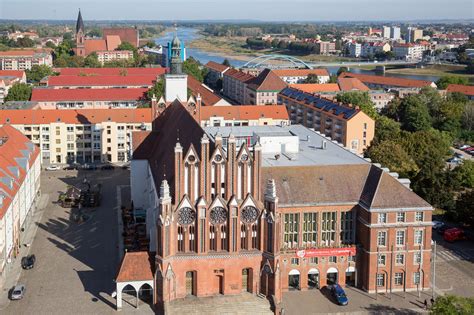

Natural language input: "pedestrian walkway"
[0,193,49,310]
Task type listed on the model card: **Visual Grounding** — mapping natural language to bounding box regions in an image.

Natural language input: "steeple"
[170,31,183,75]
[76,9,84,34]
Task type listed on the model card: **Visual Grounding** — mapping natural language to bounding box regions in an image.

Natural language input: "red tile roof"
[247,69,287,91]
[116,251,154,282]
[339,72,434,88]
[272,68,330,77]
[337,78,370,91]
[57,67,167,76]
[290,83,340,93]
[1,108,152,125]
[31,88,148,102]
[105,35,122,51]
[103,28,138,47]
[223,68,255,83]
[0,50,36,56]
[84,39,107,55]
[0,70,26,80]
[200,105,289,121]
[447,84,474,96]
[205,61,230,73]
[0,124,40,219]
[47,75,156,87]
[187,76,223,106]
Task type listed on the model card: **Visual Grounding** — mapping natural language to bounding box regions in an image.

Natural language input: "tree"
[16,37,35,48]
[451,160,474,189]
[436,75,469,89]
[431,295,474,315]
[374,116,401,143]
[147,78,164,100]
[399,95,432,132]
[304,74,320,84]
[336,91,378,119]
[117,42,138,62]
[145,41,156,48]
[4,83,32,102]
[84,53,101,68]
[455,191,474,226]
[328,75,337,83]
[45,41,56,49]
[26,65,53,83]
[337,67,348,76]
[183,58,206,82]
[366,140,419,178]
[222,59,231,67]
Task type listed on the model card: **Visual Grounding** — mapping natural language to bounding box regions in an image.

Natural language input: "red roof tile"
[272,68,330,77]
[187,76,222,106]
[339,72,435,88]
[200,105,289,121]
[103,28,138,47]
[247,69,287,91]
[205,61,230,73]
[0,50,36,56]
[116,251,154,282]
[1,108,152,125]
[105,35,122,51]
[0,70,26,80]
[290,83,340,93]
[446,84,474,96]
[57,67,167,76]
[337,78,370,91]
[31,88,148,102]
[47,75,156,87]
[84,39,107,55]
[223,68,255,83]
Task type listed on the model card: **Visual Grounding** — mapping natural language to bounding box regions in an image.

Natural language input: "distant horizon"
[1,0,473,21]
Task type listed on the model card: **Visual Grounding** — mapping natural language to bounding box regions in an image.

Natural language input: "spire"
[76,9,84,34]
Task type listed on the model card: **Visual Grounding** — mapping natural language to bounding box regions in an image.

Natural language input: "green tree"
[399,95,432,132]
[145,41,156,48]
[451,160,474,189]
[183,58,206,82]
[374,116,401,143]
[45,41,56,49]
[337,67,348,76]
[222,59,231,67]
[147,78,164,100]
[4,83,32,102]
[84,53,101,68]
[117,42,138,62]
[455,191,474,226]
[431,295,474,315]
[328,75,338,83]
[16,37,35,47]
[366,140,419,178]
[436,75,469,89]
[26,65,53,83]
[336,91,378,119]
[304,74,320,84]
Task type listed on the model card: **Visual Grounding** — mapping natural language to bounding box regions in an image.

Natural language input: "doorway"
[326,267,338,285]
[242,268,252,292]
[308,269,320,289]
[217,275,224,295]
[186,271,196,296]
[288,269,300,290]
[345,267,356,287]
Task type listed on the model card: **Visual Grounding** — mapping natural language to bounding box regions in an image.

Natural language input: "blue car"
[330,284,348,306]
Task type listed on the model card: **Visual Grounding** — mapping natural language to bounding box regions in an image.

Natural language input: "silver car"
[10,284,25,300]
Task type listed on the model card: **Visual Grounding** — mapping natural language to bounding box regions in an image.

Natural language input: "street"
[2,168,152,314]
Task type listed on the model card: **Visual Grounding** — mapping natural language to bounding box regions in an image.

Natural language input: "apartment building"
[272,69,330,84]
[204,61,230,88]
[30,88,148,109]
[0,125,41,289]
[43,75,156,89]
[278,87,375,154]
[315,41,336,55]
[0,50,53,70]
[347,42,362,58]
[96,50,133,65]
[1,109,152,165]
[393,44,424,61]
[120,100,432,312]
[245,69,287,105]
[199,105,289,127]
[56,67,167,76]
[222,68,255,104]
[0,70,27,103]
[361,42,391,58]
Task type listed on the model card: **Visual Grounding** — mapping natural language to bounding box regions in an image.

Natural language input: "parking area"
[2,168,153,314]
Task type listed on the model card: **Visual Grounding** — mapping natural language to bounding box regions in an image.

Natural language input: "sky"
[1,0,473,21]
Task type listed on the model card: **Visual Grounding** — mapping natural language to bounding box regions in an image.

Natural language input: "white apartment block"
[96,50,134,65]
[0,51,53,70]
[393,44,424,61]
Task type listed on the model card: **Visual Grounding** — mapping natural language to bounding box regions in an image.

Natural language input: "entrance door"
[288,270,300,290]
[308,271,319,289]
[327,272,338,285]
[186,271,195,296]
[56,155,61,163]
[242,269,250,292]
[345,271,355,287]
[218,275,224,294]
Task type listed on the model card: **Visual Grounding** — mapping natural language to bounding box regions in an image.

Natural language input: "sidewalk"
[0,193,49,310]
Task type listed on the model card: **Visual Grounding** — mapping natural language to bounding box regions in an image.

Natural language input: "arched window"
[251,224,258,249]
[220,224,227,251]
[189,225,195,252]
[241,223,247,250]
[209,225,217,251]
[177,226,184,252]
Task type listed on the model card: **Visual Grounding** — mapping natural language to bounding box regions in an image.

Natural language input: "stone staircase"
[167,293,273,315]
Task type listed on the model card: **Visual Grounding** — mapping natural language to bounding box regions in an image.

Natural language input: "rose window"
[177,207,196,225]
[209,206,227,225]
[241,206,259,224]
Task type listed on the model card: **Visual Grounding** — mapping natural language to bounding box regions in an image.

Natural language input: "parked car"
[444,228,466,242]
[447,157,461,164]
[21,254,36,270]
[82,164,97,170]
[459,144,470,150]
[101,165,115,170]
[10,284,25,300]
[454,153,464,159]
[45,165,60,171]
[464,147,474,152]
[63,165,77,170]
[432,221,445,230]
[329,284,348,306]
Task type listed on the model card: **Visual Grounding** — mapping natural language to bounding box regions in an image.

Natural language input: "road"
[3,168,153,314]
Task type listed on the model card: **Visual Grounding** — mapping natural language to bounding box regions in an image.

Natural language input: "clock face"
[241,206,259,224]
[177,207,196,225]
[209,206,227,225]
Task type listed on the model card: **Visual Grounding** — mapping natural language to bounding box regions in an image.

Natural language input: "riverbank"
[384,64,473,79]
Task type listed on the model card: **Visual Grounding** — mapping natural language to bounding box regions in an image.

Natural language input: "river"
[155,28,440,82]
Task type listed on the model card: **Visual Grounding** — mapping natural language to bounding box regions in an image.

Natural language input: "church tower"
[75,9,86,57]
[165,33,188,103]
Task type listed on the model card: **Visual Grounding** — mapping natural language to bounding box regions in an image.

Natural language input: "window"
[321,212,336,246]
[377,231,386,247]
[290,258,299,265]
[414,230,423,245]
[42,144,50,150]
[394,272,403,285]
[340,211,353,244]
[396,212,405,223]
[376,273,385,287]
[284,213,299,249]
[378,213,387,224]
[351,140,359,150]
[378,254,386,266]
[41,126,49,132]
[413,272,420,285]
[396,230,405,246]
[67,126,74,132]
[329,256,337,263]
[309,257,318,264]
[348,255,356,262]
[93,143,100,150]
[67,134,74,141]
[302,213,318,247]
[395,253,404,265]
[415,212,424,222]
[364,123,367,130]
[67,143,74,150]
[107,138,111,143]
[414,252,422,264]
[55,139,61,144]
